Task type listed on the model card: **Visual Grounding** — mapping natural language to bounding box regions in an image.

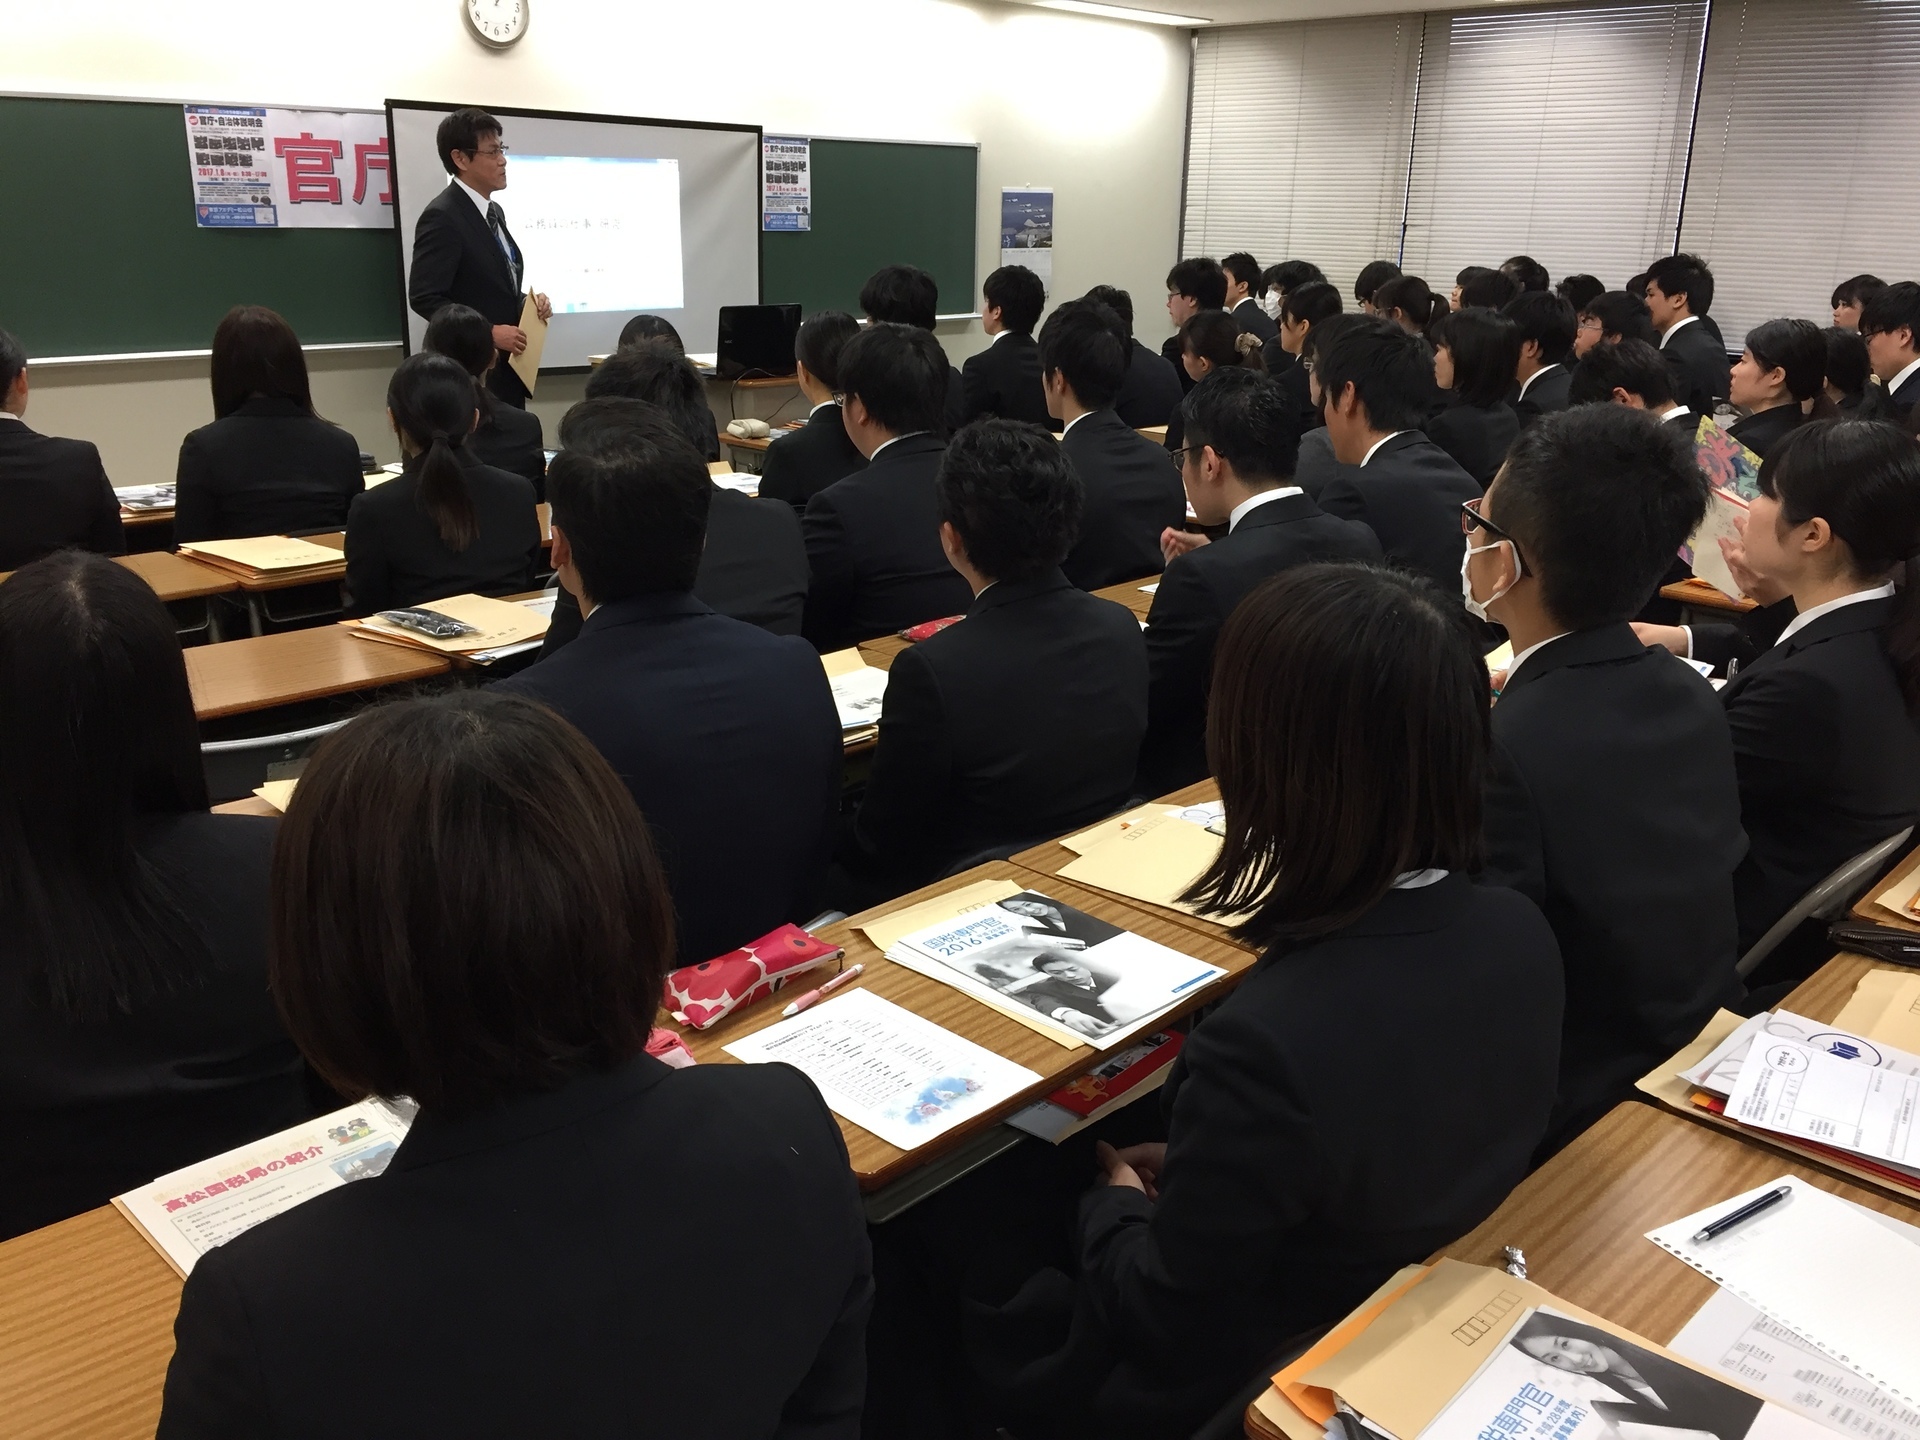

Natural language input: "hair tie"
[429,429,451,446]
[1236,331,1262,357]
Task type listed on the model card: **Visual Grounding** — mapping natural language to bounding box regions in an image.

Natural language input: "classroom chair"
[1735,825,1915,978]
[200,718,345,804]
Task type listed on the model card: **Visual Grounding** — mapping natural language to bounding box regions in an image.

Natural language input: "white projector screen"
[387,101,761,367]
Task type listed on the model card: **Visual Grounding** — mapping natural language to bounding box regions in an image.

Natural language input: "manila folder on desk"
[509,292,547,394]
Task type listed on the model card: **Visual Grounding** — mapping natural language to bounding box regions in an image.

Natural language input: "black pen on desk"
[1693,1185,1792,1242]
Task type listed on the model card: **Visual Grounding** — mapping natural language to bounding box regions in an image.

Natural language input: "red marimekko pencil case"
[664,925,844,1030]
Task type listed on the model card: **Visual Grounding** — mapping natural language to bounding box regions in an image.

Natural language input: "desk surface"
[120,508,174,528]
[1658,578,1757,614]
[0,552,235,603]
[185,626,451,721]
[857,634,910,671]
[1089,575,1160,619]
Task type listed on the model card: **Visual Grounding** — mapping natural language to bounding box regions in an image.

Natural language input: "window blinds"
[1679,0,1920,343]
[1399,2,1707,293]
[1182,16,1421,294]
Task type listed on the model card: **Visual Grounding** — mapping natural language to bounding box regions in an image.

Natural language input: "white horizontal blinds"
[1679,0,1920,344]
[1182,17,1421,294]
[1400,3,1706,294]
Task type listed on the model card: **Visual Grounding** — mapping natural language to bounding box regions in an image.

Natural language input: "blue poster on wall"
[1000,187,1053,295]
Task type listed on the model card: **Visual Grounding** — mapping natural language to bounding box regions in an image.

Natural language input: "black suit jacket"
[944,365,969,434]
[466,399,546,495]
[1481,625,1745,1149]
[1060,410,1185,589]
[842,572,1145,891]
[1140,493,1381,793]
[343,454,540,615]
[1715,596,1920,950]
[1276,357,1323,437]
[758,403,867,512]
[1114,340,1184,429]
[174,398,365,542]
[1292,427,1356,500]
[1162,332,1200,396]
[1861,368,1920,428]
[1515,364,1573,426]
[1425,401,1520,487]
[1660,321,1731,419]
[408,182,529,406]
[1262,337,1297,377]
[1727,404,1806,460]
[1229,297,1279,343]
[157,1057,872,1440]
[1317,431,1480,594]
[959,333,1056,430]
[0,417,123,569]
[801,433,972,651]
[501,592,841,964]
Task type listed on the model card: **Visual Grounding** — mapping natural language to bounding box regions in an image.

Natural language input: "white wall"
[5,0,1192,486]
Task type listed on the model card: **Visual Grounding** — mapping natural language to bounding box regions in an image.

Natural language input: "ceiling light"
[1031,1,1211,26]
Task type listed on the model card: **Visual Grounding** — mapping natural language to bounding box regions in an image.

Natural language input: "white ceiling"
[1009,0,1531,24]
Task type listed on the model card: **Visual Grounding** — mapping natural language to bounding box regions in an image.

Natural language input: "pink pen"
[782,963,866,1018]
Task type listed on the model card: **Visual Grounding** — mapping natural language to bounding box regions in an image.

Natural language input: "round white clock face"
[464,0,528,48]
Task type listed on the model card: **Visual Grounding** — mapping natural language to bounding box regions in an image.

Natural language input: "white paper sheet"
[1725,1038,1920,1172]
[828,666,889,730]
[1681,1011,1920,1098]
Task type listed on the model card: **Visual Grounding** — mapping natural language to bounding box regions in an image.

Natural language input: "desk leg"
[247,593,265,638]
[862,1125,1026,1225]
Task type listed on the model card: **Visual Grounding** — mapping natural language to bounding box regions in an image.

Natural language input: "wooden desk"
[1851,838,1920,933]
[120,508,174,529]
[1658,578,1757,615]
[721,431,774,455]
[113,552,237,603]
[186,627,452,721]
[1090,575,1160,620]
[857,634,910,671]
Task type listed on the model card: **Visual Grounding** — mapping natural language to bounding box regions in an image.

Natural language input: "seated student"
[834,421,1145,904]
[1460,267,1520,311]
[860,263,967,432]
[1353,258,1402,314]
[1373,274,1443,337]
[1452,265,1498,312]
[595,338,721,463]
[1041,299,1184,589]
[1555,272,1606,315]
[1290,314,1368,497]
[1257,259,1325,367]
[1824,325,1874,414]
[1505,290,1579,423]
[1577,289,1658,358]
[2,551,308,1243]
[423,303,547,493]
[155,691,870,1437]
[1469,405,1743,1152]
[959,265,1054,430]
[1831,274,1885,332]
[1160,257,1229,395]
[802,323,972,651]
[1140,369,1380,793]
[618,313,685,351]
[344,354,540,616]
[1858,281,1920,426]
[0,328,122,570]
[1085,284,1185,429]
[1635,420,1920,963]
[1645,253,1731,418]
[1316,317,1481,594]
[1567,338,1699,436]
[1269,280,1344,423]
[1222,252,1278,343]
[757,310,867,512]
[1501,254,1551,293]
[1428,307,1522,485]
[1164,309,1264,453]
[500,415,839,965]
[1728,318,1826,459]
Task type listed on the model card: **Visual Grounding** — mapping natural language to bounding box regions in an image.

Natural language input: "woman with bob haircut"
[156,690,873,1438]
[1727,317,1828,459]
[1428,307,1523,485]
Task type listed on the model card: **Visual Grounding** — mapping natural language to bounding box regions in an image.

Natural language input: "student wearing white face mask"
[1470,405,1745,1159]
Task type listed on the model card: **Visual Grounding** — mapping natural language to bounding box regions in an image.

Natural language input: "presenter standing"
[409,108,552,409]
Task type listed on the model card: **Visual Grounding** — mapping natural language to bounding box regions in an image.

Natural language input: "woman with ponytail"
[344,353,540,616]
[1165,309,1265,452]
[424,304,548,492]
[1727,317,1828,460]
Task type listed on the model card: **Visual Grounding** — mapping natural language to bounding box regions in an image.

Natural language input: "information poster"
[762,135,811,232]
[184,104,394,229]
[1001,187,1054,295]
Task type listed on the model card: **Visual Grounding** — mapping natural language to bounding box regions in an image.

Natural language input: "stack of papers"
[819,648,887,742]
[1007,1030,1182,1142]
[179,536,345,581]
[115,483,176,511]
[250,779,297,813]
[710,471,761,496]
[343,593,551,662]
[1682,488,1752,601]
[1868,864,1920,926]
[1054,802,1229,917]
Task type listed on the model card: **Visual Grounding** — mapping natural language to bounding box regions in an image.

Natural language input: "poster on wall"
[762,136,811,232]
[1000,187,1054,295]
[183,105,393,229]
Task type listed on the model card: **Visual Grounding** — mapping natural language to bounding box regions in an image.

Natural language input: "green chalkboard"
[761,139,978,318]
[0,95,401,358]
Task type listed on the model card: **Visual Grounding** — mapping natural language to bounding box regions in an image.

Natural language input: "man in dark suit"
[1086,285,1185,429]
[1041,299,1185,589]
[407,108,551,409]
[0,329,123,570]
[859,263,967,433]
[500,411,840,965]
[834,420,1146,905]
[1139,369,1381,793]
[1160,257,1228,397]
[1473,405,1744,1154]
[1859,280,1920,427]
[758,310,866,512]
[1568,339,1699,437]
[958,265,1054,431]
[802,324,973,652]
[1315,316,1480,594]
[1505,290,1577,425]
[1222,252,1279,344]
[1645,253,1730,420]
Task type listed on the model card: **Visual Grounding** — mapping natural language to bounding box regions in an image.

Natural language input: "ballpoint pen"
[1692,1184,1792,1242]
[782,963,865,1018]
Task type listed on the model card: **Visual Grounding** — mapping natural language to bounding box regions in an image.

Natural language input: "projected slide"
[509,155,686,314]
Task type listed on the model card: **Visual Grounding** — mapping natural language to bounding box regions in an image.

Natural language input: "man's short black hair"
[1314,315,1433,433]
[1457,265,1497,289]
[1083,285,1135,338]
[1222,253,1262,294]
[583,340,713,456]
[1555,273,1606,313]
[794,310,861,391]
[1354,260,1402,306]
[1167,258,1228,310]
[1299,311,1364,365]
[983,265,1046,335]
[0,328,26,397]
[1432,308,1522,407]
[1180,368,1300,482]
[1567,337,1675,407]
[1860,281,1920,343]
[1832,274,1887,312]
[547,400,712,601]
[838,322,949,434]
[936,420,1082,583]
[860,265,940,331]
[1501,255,1550,293]
[1503,291,1578,368]
[1583,289,1656,345]
[1491,405,1708,629]
[1460,269,1520,310]
[1037,300,1128,411]
[435,107,501,175]
[1824,325,1871,399]
[617,314,683,352]
[1626,272,1651,299]
[1264,259,1326,295]
[1644,252,1715,315]
[1281,281,1343,328]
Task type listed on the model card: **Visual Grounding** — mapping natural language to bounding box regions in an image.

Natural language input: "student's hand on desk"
[492,324,529,355]
[1161,527,1209,564]
[533,292,553,324]
[1097,1141,1166,1200]
[1630,623,1690,656]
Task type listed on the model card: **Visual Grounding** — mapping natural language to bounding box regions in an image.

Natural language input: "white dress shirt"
[1061,410,1094,437]
[1228,486,1303,532]
[868,431,932,463]
[0,411,20,423]
[1886,357,1920,397]
[1517,364,1561,402]
[1658,314,1699,349]
[1391,868,1449,889]
[1775,582,1896,646]
[1362,431,1409,466]
[453,177,493,217]
[1502,631,1572,688]
[808,400,838,418]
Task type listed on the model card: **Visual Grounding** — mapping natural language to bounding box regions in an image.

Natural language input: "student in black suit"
[1728,318,1825,459]
[422,303,546,493]
[1316,317,1482,594]
[1461,268,1521,311]
[833,421,1145,905]
[156,692,870,1438]
[591,338,721,462]
[758,310,867,512]
[1505,290,1578,424]
[860,264,967,433]
[1163,310,1265,453]
[959,265,1054,430]
[1556,273,1606,315]
[0,328,123,569]
[344,354,539,616]
[1568,338,1699,436]
[1502,254,1551,294]
[1291,315,1369,499]
[1428,307,1521,485]
[1824,325,1874,414]
[1831,273,1885,332]
[1576,290,1658,361]
[1645,253,1731,419]
[802,324,973,651]
[1221,252,1279,343]
[1160,257,1228,396]
[619,313,685,351]
[1470,405,1743,1152]
[1256,260,1325,374]
[1374,274,1444,340]
[1041,299,1184,589]
[2,552,308,1242]
[1269,281,1345,427]
[1086,285,1185,429]
[500,415,839,964]
[1139,369,1380,793]
[405,108,551,409]
[1353,258,1402,314]
[1859,281,1920,426]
